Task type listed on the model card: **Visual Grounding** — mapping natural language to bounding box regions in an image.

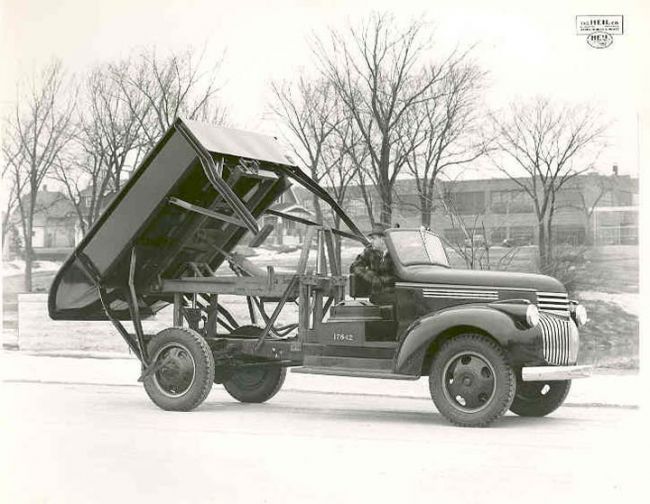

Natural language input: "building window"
[443,228,465,245]
[617,191,633,206]
[621,211,637,226]
[597,226,618,245]
[553,189,581,208]
[490,227,507,243]
[620,226,638,245]
[447,191,485,214]
[395,199,420,218]
[597,225,638,245]
[552,225,586,246]
[599,190,614,206]
[509,226,535,245]
[490,190,533,214]
[346,199,367,217]
[284,219,296,233]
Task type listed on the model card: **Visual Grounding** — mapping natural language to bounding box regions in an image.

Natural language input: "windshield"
[388,229,449,267]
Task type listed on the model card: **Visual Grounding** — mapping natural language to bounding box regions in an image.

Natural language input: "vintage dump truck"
[49,118,591,427]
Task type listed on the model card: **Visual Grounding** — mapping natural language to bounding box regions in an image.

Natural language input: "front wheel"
[509,379,571,417]
[143,327,215,411]
[429,333,516,427]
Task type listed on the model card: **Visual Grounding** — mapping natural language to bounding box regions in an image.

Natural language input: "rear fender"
[393,304,541,376]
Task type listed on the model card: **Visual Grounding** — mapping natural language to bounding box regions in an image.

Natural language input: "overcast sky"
[1,0,648,178]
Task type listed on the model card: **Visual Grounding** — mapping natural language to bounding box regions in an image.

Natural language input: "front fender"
[393,304,542,376]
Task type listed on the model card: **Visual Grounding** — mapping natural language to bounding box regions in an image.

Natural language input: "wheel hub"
[233,367,268,389]
[443,352,497,413]
[153,344,196,397]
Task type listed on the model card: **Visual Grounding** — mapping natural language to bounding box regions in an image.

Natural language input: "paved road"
[1,380,642,504]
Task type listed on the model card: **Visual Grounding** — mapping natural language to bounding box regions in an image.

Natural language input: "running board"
[291,366,419,380]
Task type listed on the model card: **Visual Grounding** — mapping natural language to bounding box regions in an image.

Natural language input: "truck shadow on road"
[198,396,575,429]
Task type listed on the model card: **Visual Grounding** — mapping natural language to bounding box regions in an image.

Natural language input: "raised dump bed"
[48,118,362,322]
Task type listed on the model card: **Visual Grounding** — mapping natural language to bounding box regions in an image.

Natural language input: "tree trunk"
[546,209,555,263]
[546,220,553,263]
[333,215,342,271]
[358,182,375,228]
[537,221,548,271]
[420,195,432,227]
[23,232,33,292]
[312,194,324,225]
[585,213,594,246]
[379,186,392,225]
[378,139,393,225]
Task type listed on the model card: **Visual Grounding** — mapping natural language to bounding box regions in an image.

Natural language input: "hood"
[394,264,565,293]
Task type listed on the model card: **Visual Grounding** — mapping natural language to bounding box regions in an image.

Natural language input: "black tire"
[429,333,516,427]
[214,326,263,384]
[221,325,286,403]
[143,327,215,411]
[509,379,571,417]
[223,366,287,403]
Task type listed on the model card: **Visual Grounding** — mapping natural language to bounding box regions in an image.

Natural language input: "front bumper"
[521,364,592,381]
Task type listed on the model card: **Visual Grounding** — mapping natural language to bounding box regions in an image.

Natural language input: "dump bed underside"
[49,119,302,320]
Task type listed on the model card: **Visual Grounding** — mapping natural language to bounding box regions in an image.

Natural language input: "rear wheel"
[221,325,287,403]
[223,366,286,403]
[143,327,214,411]
[429,333,515,427]
[509,379,571,417]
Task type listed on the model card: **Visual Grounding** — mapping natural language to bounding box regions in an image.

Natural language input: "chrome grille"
[538,312,579,365]
[537,291,569,316]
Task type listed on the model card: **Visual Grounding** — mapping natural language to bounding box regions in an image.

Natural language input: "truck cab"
[305,226,589,426]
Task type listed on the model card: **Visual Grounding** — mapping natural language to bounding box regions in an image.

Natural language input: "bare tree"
[2,142,22,247]
[437,184,488,269]
[270,76,362,262]
[400,61,487,226]
[4,60,76,290]
[438,187,519,271]
[110,47,228,152]
[326,115,365,220]
[489,98,607,268]
[84,66,149,192]
[52,140,111,236]
[564,172,616,246]
[51,49,227,237]
[322,115,364,264]
[53,65,148,234]
[270,77,340,224]
[313,13,449,224]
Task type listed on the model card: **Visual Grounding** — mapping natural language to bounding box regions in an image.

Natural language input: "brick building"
[297,170,638,246]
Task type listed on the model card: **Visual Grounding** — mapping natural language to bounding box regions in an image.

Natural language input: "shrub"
[540,246,592,296]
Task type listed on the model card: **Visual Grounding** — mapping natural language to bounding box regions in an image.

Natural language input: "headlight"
[525,304,540,328]
[574,304,588,326]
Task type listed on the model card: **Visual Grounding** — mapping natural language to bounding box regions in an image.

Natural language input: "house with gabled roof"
[6,186,77,259]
